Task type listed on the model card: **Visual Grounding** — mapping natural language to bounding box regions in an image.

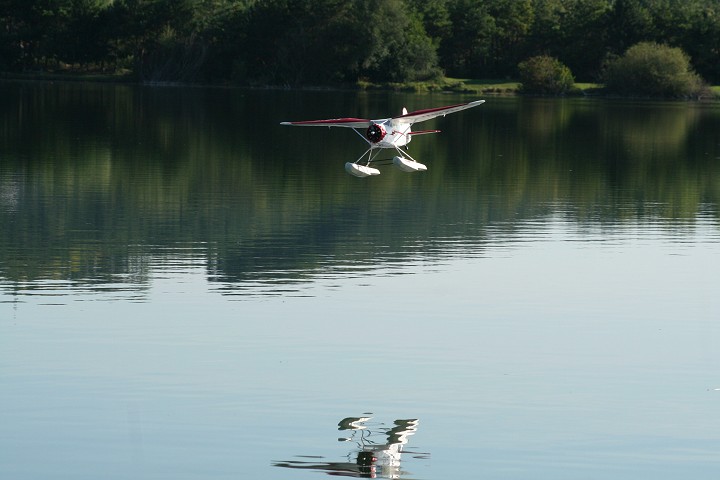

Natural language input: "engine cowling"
[366,123,386,143]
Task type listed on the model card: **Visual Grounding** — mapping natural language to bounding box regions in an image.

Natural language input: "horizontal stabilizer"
[408,129,441,135]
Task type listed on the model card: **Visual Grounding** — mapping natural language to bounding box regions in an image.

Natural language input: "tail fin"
[402,107,408,115]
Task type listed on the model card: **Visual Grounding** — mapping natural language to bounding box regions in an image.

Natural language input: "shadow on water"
[273,416,422,479]
[1,82,719,298]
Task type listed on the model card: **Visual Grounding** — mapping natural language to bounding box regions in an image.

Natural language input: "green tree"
[525,0,609,80]
[103,0,200,80]
[408,0,452,45]
[239,0,364,85]
[604,41,704,97]
[606,0,655,55]
[187,0,253,82]
[487,0,534,77]
[0,0,74,69]
[558,0,612,81]
[518,54,574,94]
[3,0,720,88]
[650,0,720,84]
[358,0,440,82]
[51,0,109,68]
[527,0,567,55]
[440,0,494,77]
[238,0,438,85]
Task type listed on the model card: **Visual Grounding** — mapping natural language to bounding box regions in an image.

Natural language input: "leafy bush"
[518,56,575,94]
[604,42,704,97]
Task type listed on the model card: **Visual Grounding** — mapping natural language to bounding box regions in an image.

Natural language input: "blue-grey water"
[1,81,719,479]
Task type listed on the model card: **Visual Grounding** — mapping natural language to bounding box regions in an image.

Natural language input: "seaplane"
[281,99,485,177]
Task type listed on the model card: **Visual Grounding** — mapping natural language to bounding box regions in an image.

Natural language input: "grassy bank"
[357,77,521,94]
[358,77,607,96]
[358,77,720,99]
[0,70,135,84]
[3,71,718,99]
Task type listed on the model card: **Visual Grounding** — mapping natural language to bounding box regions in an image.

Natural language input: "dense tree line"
[2,0,720,85]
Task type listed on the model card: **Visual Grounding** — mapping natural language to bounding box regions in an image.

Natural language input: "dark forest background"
[2,0,719,86]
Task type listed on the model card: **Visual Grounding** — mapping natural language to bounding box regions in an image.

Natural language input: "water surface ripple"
[1,83,719,480]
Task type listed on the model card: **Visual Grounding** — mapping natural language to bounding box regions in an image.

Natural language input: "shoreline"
[2,71,718,100]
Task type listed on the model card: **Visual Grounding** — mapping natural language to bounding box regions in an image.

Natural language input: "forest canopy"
[1,0,719,86]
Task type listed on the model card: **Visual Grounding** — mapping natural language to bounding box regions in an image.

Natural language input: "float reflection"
[273,416,421,479]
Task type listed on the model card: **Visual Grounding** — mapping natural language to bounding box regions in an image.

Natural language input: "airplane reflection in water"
[273,416,422,479]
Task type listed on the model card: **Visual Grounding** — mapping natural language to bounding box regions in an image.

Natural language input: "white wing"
[392,100,485,125]
[280,99,484,128]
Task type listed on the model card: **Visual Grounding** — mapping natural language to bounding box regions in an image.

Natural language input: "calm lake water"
[1,81,719,479]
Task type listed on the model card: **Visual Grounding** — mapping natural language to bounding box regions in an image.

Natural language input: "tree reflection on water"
[1,84,719,297]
